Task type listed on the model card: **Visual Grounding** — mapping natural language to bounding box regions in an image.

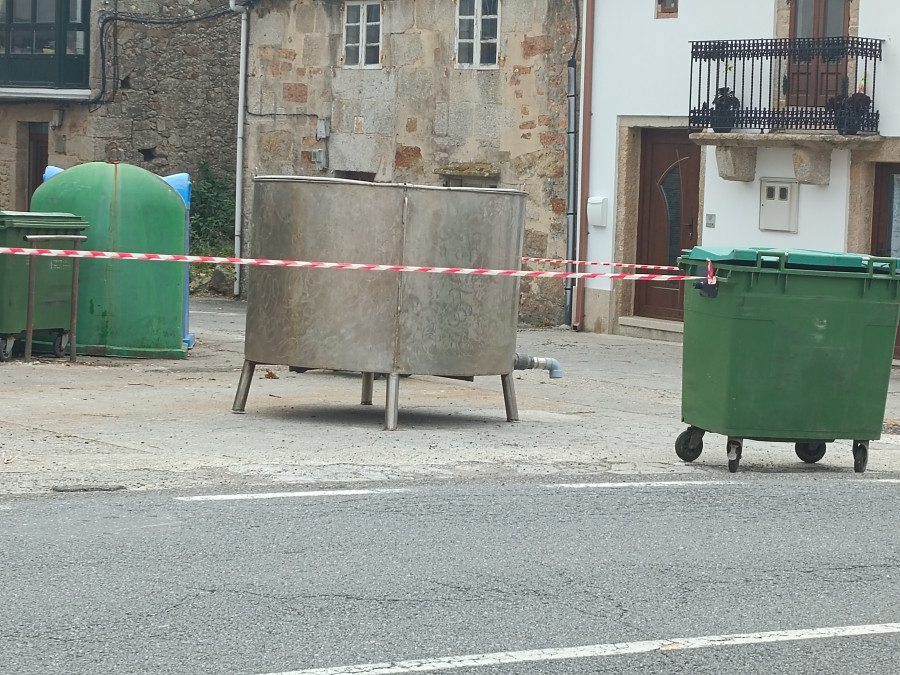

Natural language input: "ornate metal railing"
[689,37,883,135]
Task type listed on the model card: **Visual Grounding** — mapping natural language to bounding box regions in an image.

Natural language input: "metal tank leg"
[501,373,519,422]
[361,372,375,405]
[384,373,400,431]
[232,360,257,413]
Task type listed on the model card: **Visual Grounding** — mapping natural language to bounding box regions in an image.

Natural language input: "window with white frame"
[456,0,499,68]
[343,1,381,68]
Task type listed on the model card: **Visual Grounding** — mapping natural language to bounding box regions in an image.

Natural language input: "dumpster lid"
[681,246,874,270]
[0,211,89,230]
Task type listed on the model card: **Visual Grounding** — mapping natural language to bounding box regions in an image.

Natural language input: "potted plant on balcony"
[826,92,871,136]
[710,86,741,133]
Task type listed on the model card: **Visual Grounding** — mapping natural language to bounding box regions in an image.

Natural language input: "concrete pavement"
[2,296,900,494]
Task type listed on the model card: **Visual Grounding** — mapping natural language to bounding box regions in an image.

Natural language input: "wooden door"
[27,123,48,210]
[787,0,851,107]
[871,163,900,359]
[634,129,701,322]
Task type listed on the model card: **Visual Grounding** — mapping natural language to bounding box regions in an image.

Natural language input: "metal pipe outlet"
[513,354,563,379]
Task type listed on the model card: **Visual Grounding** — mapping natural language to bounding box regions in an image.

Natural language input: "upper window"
[0,0,90,88]
[791,0,848,39]
[456,0,499,68]
[656,0,678,18]
[343,1,381,69]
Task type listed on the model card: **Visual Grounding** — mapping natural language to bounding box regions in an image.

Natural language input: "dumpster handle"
[866,256,900,277]
[754,250,787,271]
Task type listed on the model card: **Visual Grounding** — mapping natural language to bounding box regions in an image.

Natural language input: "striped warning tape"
[521,256,681,271]
[0,247,706,282]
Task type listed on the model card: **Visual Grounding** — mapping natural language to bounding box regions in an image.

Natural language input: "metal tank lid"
[253,175,527,196]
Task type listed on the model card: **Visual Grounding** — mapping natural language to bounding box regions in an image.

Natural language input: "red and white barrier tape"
[522,256,680,271]
[0,247,707,282]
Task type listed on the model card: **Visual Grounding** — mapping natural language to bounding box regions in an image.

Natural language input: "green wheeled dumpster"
[0,211,89,360]
[676,247,900,474]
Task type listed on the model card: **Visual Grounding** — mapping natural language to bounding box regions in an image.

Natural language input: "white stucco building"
[577,0,900,354]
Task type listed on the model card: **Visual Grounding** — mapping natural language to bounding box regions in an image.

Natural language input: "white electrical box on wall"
[759,178,799,233]
[586,196,608,228]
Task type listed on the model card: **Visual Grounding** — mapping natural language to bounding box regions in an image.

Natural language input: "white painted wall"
[858,1,900,136]
[701,149,851,251]
[582,0,898,289]
[582,0,777,290]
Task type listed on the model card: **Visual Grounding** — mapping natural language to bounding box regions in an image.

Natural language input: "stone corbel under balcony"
[689,132,883,185]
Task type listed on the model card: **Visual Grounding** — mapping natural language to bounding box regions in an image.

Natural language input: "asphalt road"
[2,477,899,674]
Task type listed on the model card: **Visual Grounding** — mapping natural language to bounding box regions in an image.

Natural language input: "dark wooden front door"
[634,129,701,322]
[871,162,900,359]
[27,122,49,210]
[787,0,851,107]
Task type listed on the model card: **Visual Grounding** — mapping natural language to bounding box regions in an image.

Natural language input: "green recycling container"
[0,211,88,360]
[30,162,187,359]
[675,247,900,474]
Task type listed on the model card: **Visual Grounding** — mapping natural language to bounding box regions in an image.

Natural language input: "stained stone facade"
[243,0,579,324]
[0,1,240,210]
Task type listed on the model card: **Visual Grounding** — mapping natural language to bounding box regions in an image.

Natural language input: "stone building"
[0,1,241,210]
[242,0,580,324]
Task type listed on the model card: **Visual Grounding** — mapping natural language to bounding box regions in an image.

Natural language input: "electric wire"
[86,3,254,107]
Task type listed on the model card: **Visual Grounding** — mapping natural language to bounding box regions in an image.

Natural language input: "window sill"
[0,87,91,101]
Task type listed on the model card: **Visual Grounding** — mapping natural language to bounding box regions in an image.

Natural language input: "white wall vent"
[759,178,799,233]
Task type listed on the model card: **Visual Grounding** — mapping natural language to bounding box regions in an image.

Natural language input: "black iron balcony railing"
[689,36,883,135]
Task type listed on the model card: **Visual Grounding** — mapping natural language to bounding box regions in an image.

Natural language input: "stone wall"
[88,1,242,178]
[244,0,579,324]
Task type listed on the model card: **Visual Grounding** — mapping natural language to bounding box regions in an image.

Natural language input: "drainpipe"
[573,0,595,331]
[564,57,577,326]
[230,0,249,296]
[514,353,563,379]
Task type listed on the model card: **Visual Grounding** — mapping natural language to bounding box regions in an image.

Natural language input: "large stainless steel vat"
[233,176,527,429]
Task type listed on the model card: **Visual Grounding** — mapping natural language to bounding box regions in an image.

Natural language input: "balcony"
[688,36,883,135]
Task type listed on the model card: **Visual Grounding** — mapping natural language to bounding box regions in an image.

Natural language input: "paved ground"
[2,296,900,494]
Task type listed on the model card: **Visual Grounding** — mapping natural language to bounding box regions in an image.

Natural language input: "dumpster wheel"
[794,441,827,464]
[675,426,704,462]
[726,437,743,473]
[852,441,869,473]
[0,337,13,362]
[52,331,68,358]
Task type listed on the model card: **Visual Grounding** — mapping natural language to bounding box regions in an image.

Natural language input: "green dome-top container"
[30,162,187,358]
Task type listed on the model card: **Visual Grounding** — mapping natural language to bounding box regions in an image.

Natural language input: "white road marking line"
[176,488,408,502]
[190,310,244,316]
[552,481,741,489]
[555,480,900,489]
[264,623,900,675]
